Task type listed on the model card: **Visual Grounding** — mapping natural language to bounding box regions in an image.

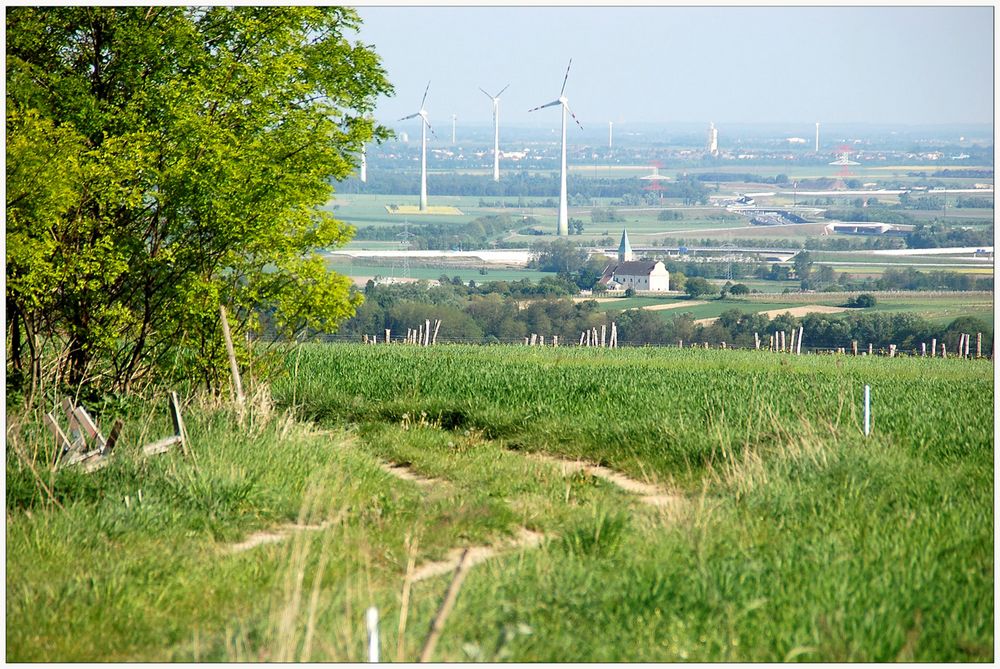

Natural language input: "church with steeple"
[598,228,670,292]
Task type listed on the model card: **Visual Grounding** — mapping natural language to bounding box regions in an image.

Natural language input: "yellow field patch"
[868,165,993,172]
[388,205,464,215]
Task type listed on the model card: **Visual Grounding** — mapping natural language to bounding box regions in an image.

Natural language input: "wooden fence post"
[852,340,858,356]
[796,326,804,355]
[977,332,982,359]
[432,320,441,345]
[219,305,245,405]
[931,338,936,358]
[868,343,873,356]
[754,332,760,350]
[921,342,926,357]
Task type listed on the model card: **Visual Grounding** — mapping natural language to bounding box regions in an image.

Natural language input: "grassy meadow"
[8,344,991,661]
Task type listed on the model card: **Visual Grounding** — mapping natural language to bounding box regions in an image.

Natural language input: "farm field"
[6,346,993,661]
[588,292,994,327]
[323,258,554,285]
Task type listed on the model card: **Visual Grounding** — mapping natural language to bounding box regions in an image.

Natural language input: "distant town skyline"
[354,6,994,130]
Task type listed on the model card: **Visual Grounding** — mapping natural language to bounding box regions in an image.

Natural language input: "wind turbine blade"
[496,83,510,98]
[559,58,572,97]
[567,104,583,130]
[479,86,493,100]
[420,81,430,109]
[528,99,562,112]
[398,112,420,121]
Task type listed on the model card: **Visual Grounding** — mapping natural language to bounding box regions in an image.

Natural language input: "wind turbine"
[398,82,434,211]
[480,83,510,182]
[529,59,582,236]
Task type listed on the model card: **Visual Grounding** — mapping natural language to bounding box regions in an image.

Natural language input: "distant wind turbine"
[529,59,582,236]
[398,82,434,211]
[480,83,510,182]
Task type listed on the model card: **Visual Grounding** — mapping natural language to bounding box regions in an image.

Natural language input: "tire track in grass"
[528,452,686,511]
[410,528,546,583]
[229,522,331,553]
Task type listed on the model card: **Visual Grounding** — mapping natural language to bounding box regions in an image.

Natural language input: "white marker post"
[366,606,380,662]
[863,385,871,437]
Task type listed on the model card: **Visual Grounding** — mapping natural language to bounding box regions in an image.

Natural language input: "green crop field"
[587,292,993,327]
[6,345,993,661]
[323,258,555,285]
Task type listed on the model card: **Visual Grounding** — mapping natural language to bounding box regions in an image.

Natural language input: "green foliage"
[6,6,392,395]
[685,276,715,299]
[531,239,589,274]
[846,293,877,308]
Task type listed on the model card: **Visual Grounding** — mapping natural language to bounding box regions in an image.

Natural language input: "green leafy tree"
[532,239,588,274]
[793,251,813,281]
[6,7,392,394]
[685,277,715,299]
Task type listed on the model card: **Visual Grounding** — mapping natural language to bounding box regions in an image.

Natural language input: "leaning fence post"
[169,391,188,455]
[863,385,871,437]
[219,305,245,406]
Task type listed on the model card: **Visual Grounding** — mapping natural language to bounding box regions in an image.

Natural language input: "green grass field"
[323,259,555,284]
[590,292,993,326]
[8,345,992,661]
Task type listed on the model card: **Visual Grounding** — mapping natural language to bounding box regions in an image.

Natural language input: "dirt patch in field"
[379,461,439,486]
[229,522,330,554]
[695,304,849,326]
[640,300,707,312]
[411,528,545,582]
[571,298,707,311]
[530,453,684,510]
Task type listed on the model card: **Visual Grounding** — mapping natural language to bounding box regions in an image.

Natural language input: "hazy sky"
[353,5,994,130]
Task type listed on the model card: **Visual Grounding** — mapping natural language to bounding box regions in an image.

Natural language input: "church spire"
[617,228,634,263]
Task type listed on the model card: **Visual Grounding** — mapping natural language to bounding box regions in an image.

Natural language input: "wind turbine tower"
[529,59,583,236]
[451,114,457,144]
[815,122,820,152]
[398,82,434,211]
[360,145,367,183]
[480,84,510,182]
[609,121,613,149]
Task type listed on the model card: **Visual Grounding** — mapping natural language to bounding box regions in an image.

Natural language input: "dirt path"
[410,528,545,582]
[695,303,848,326]
[228,442,686,574]
[230,522,330,553]
[379,460,440,487]
[529,453,684,509]
[641,300,707,312]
